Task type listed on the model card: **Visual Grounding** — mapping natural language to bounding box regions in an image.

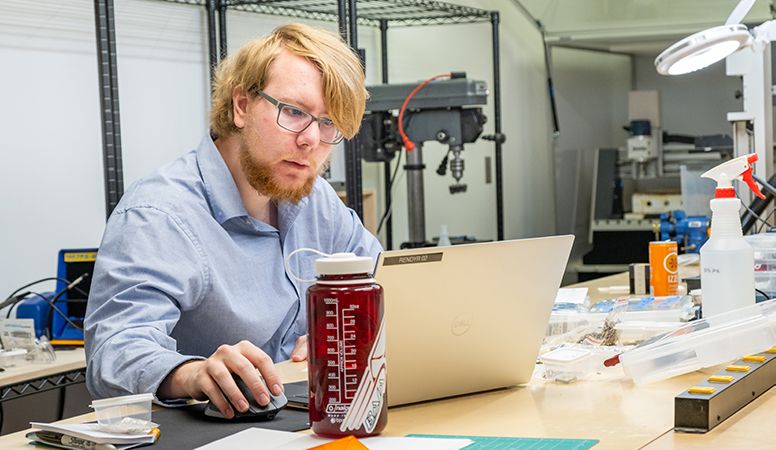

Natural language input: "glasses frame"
[251,88,344,145]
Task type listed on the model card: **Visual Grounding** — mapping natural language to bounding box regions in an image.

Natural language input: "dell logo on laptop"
[451,314,473,336]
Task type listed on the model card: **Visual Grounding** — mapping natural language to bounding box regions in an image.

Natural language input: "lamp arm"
[751,20,776,48]
[727,0,757,25]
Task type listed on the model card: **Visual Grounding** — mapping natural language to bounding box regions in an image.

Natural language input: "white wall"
[484,0,557,241]
[550,47,632,257]
[1,0,210,298]
[633,54,742,135]
[1,0,557,298]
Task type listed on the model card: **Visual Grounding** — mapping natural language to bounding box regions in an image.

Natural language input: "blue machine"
[16,248,96,341]
[659,210,709,253]
[16,292,52,338]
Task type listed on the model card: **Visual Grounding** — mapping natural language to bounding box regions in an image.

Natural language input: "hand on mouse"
[157,340,284,419]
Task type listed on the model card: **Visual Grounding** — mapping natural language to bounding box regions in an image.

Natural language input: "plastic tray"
[90,393,153,430]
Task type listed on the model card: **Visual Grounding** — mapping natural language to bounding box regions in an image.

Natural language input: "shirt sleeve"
[84,205,209,399]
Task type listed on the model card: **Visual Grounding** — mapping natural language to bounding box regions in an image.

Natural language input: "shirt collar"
[196,134,248,224]
[196,134,309,229]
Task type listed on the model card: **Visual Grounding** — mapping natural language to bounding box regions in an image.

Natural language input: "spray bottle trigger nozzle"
[742,167,766,199]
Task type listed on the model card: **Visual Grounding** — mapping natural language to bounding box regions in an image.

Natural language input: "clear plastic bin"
[745,233,776,298]
[614,320,683,345]
[90,393,153,431]
[540,346,596,381]
[545,296,694,346]
[619,299,776,385]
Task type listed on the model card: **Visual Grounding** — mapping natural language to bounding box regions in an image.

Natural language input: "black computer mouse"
[204,374,288,420]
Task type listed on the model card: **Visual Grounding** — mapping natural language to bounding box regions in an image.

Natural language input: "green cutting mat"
[407,434,598,449]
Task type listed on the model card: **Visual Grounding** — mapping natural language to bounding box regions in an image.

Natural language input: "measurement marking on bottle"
[324,298,363,403]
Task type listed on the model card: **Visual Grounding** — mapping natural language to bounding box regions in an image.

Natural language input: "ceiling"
[516,0,775,55]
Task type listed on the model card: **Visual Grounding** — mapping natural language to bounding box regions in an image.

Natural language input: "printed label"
[339,318,387,433]
[63,252,97,263]
[382,252,443,266]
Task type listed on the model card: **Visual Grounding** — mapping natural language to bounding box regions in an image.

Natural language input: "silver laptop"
[283,235,573,409]
[377,235,574,406]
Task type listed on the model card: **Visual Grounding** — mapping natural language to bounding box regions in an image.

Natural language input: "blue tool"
[659,210,709,253]
[15,292,52,338]
[52,249,96,341]
[15,248,96,340]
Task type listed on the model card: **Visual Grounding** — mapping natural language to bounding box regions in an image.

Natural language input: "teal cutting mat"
[407,434,598,449]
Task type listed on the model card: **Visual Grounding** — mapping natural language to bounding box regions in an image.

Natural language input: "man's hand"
[290,334,308,362]
[157,340,283,419]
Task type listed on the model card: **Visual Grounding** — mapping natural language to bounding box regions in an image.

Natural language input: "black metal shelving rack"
[94,0,505,244]
[95,0,124,219]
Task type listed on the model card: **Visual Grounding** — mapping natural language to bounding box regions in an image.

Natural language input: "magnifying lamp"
[655,0,776,75]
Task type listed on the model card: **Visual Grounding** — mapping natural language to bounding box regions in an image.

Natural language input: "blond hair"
[209,23,366,140]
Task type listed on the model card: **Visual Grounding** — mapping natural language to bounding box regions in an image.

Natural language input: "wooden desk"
[0,360,307,448]
[1,348,86,388]
[3,264,769,449]
[0,361,750,450]
[0,348,88,435]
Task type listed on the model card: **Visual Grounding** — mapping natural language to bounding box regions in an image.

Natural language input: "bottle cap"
[314,252,374,276]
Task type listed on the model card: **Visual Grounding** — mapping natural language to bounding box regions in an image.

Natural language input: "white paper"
[30,422,155,445]
[554,287,588,305]
[196,428,472,450]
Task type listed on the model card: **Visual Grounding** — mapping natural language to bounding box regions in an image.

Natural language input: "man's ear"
[232,86,251,129]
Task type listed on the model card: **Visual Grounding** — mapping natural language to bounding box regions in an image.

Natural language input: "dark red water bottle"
[306,252,387,437]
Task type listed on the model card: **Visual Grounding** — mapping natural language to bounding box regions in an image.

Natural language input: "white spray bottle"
[700,153,765,318]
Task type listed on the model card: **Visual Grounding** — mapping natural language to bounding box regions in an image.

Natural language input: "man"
[84,23,381,419]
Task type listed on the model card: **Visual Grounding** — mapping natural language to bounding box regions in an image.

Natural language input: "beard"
[238,140,324,204]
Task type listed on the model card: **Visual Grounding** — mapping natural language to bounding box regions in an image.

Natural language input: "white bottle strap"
[284,248,331,283]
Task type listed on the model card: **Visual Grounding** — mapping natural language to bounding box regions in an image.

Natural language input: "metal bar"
[348,0,358,49]
[57,383,66,420]
[542,33,560,135]
[162,0,491,26]
[380,18,392,249]
[206,0,218,81]
[491,11,503,240]
[675,350,776,432]
[337,0,347,39]
[218,0,228,60]
[94,0,124,219]
[0,369,86,403]
[406,145,426,245]
[340,0,363,219]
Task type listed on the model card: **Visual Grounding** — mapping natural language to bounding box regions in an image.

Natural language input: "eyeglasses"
[252,89,344,145]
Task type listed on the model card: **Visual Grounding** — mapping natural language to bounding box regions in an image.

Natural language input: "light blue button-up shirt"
[84,135,382,399]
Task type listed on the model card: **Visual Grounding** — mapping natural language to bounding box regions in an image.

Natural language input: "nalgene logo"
[325,404,349,414]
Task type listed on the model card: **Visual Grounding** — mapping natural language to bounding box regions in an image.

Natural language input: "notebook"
[286,235,574,408]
